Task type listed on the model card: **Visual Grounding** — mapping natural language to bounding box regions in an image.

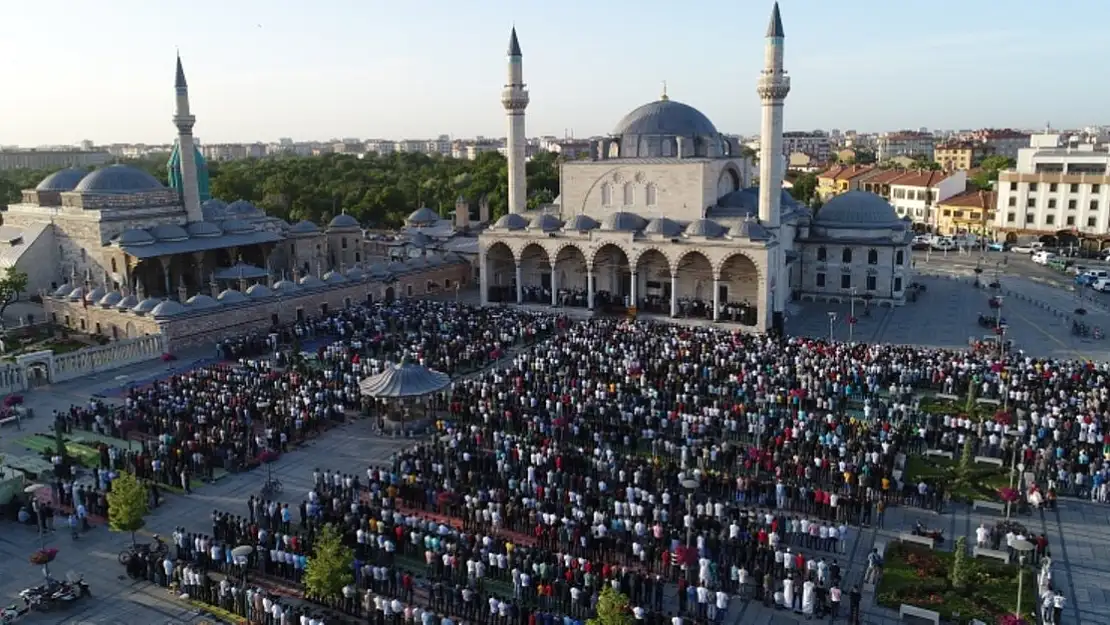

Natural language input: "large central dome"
[613,98,719,137]
[610,97,728,159]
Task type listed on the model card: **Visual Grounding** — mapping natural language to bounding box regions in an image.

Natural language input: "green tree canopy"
[789,172,818,205]
[970,155,1016,190]
[588,586,634,625]
[304,523,353,601]
[0,266,29,318]
[106,471,149,544]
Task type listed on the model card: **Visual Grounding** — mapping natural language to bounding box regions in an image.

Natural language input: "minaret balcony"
[756,74,790,100]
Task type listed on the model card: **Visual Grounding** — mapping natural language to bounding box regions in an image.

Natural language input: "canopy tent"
[359,361,451,398]
[214,262,269,281]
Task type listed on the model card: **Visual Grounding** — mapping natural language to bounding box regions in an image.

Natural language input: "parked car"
[1076,269,1110,286]
[987,241,1009,252]
[931,237,957,251]
[1093,278,1110,293]
[1012,242,1045,254]
[1032,251,1058,265]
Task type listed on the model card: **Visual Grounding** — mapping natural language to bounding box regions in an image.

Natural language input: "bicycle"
[260,477,283,498]
[118,535,168,565]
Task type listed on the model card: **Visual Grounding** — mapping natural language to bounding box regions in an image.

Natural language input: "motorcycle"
[118,534,168,565]
[19,575,89,611]
[1072,321,1091,337]
[0,604,28,625]
[912,522,946,545]
[978,313,1006,329]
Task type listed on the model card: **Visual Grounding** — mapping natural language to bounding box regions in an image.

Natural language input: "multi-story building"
[994,134,1110,238]
[200,143,268,161]
[876,131,935,162]
[815,164,878,199]
[365,140,395,155]
[424,136,452,156]
[936,189,996,236]
[782,131,830,162]
[969,129,1030,161]
[394,140,425,154]
[888,170,966,225]
[0,149,111,171]
[934,141,993,171]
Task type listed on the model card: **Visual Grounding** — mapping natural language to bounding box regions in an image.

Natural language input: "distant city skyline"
[1,0,1107,145]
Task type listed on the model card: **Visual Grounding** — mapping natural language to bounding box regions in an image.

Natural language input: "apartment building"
[201,143,268,161]
[934,141,992,171]
[888,170,966,225]
[936,189,996,236]
[968,129,1030,161]
[782,131,830,162]
[0,149,111,171]
[815,164,878,199]
[876,131,935,162]
[994,134,1110,237]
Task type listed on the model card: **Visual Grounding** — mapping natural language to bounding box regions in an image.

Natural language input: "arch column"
[629,269,638,308]
[550,260,558,306]
[713,277,721,321]
[515,265,523,304]
[670,274,678,317]
[479,247,489,306]
[587,267,595,310]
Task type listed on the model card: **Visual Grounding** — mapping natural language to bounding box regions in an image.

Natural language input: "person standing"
[1053,590,1065,625]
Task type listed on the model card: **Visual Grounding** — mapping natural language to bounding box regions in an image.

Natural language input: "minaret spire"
[756,2,790,228]
[172,53,204,223]
[501,26,529,215]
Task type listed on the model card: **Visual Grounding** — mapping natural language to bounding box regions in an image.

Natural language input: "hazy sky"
[1,0,1106,146]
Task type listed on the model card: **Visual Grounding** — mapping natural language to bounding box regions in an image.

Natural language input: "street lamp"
[1013,538,1035,622]
[1005,428,1021,519]
[680,477,699,579]
[23,484,50,577]
[848,288,858,343]
[827,312,838,343]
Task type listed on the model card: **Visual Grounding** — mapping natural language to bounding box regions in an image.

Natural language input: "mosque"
[478,3,914,332]
[4,57,467,349]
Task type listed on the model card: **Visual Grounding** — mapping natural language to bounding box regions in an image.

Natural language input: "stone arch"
[124,321,137,338]
[631,246,675,274]
[716,166,742,197]
[384,286,395,302]
[673,250,714,302]
[591,243,633,301]
[484,240,516,303]
[714,250,764,281]
[518,242,552,300]
[550,241,588,264]
[717,251,762,325]
[553,243,589,297]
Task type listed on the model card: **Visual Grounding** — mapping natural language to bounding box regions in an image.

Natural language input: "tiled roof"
[939,189,995,209]
[817,165,875,181]
[889,170,955,188]
[865,169,912,185]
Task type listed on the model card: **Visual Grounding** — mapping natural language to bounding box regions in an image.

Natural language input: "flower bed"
[876,542,1036,623]
[903,454,1010,502]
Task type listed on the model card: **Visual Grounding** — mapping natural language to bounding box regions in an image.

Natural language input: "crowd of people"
[45,302,1110,623]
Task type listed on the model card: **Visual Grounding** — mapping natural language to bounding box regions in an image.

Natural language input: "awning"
[215,262,269,280]
[359,362,451,398]
[118,230,283,259]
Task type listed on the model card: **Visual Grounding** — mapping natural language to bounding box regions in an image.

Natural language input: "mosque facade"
[4,57,466,349]
[478,4,914,332]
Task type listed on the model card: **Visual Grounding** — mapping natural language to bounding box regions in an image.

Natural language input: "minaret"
[173,54,204,223]
[757,2,790,228]
[501,27,529,215]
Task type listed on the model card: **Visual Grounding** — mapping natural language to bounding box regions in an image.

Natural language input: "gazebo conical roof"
[359,360,451,398]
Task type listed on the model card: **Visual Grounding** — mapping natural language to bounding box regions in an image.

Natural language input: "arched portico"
[553,243,589,307]
[674,250,716,319]
[718,252,762,326]
[590,243,632,311]
[633,248,673,315]
[482,241,516,303]
[518,243,551,304]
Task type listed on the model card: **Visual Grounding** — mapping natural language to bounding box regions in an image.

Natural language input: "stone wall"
[51,335,165,384]
[0,363,25,396]
[45,262,470,353]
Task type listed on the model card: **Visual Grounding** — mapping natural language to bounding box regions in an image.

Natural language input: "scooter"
[0,604,29,625]
[912,522,946,544]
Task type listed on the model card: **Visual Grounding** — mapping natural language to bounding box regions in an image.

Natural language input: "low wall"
[0,363,26,396]
[0,335,165,395]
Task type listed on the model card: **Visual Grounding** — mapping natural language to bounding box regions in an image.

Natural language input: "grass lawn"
[904,454,1011,502]
[877,542,1037,623]
[19,434,101,468]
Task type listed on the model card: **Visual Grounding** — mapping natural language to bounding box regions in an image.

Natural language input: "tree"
[107,471,149,545]
[951,536,970,590]
[589,586,634,625]
[303,524,353,603]
[0,266,29,319]
[790,172,818,205]
[958,433,975,478]
[971,155,1016,190]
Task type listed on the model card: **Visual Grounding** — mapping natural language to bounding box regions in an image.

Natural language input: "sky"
[0,0,1107,146]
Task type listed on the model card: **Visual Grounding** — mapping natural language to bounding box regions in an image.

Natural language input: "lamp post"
[680,477,699,579]
[1005,428,1021,519]
[1013,538,1035,622]
[23,484,50,577]
[849,287,858,343]
[827,312,838,343]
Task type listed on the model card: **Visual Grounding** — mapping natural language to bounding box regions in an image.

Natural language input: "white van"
[930,237,957,251]
[1031,251,1058,265]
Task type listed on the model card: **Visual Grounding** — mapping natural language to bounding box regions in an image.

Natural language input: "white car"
[1093,278,1110,293]
[1031,251,1058,265]
[930,237,957,251]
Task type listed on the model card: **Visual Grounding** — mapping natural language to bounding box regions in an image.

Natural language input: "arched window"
[111,257,117,272]
[895,250,905,265]
[816,246,827,262]
[601,183,612,206]
[867,249,878,265]
[841,248,853,264]
[623,182,634,206]
[646,183,657,206]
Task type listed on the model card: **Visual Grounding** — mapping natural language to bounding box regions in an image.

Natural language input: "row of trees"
[0,150,562,229]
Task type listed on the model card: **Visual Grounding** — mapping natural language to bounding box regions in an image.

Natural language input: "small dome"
[600,211,648,232]
[424,253,444,266]
[409,232,431,248]
[36,168,88,192]
[814,191,902,228]
[97,291,123,307]
[328,213,360,229]
[494,213,529,231]
[272,279,298,293]
[322,270,347,283]
[288,220,319,235]
[52,283,72,297]
[245,284,274,298]
[684,218,724,238]
[150,224,189,242]
[345,267,365,280]
[407,206,440,225]
[367,263,390,278]
[84,286,107,303]
[386,261,408,274]
[115,294,138,310]
[614,99,719,138]
[225,200,262,217]
[642,217,684,237]
[131,297,161,315]
[186,294,221,309]
[529,214,564,232]
[297,275,325,288]
[201,199,228,221]
[117,229,155,246]
[67,287,85,301]
[186,221,223,238]
[74,165,164,194]
[563,214,600,232]
[217,289,249,304]
[729,219,771,241]
[151,299,188,318]
[220,218,256,234]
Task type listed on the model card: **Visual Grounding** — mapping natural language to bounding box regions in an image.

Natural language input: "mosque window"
[601,183,612,207]
[111,258,117,272]
[894,277,903,291]
[341,237,348,249]
[895,250,905,265]
[355,252,361,263]
[623,183,634,206]
[81,248,86,261]
[815,272,825,288]
[841,248,853,264]
[840,274,852,289]
[816,247,827,262]
[867,249,878,265]
[646,184,657,206]
[866,275,877,291]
